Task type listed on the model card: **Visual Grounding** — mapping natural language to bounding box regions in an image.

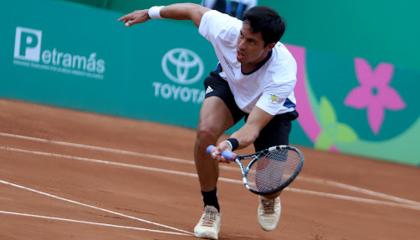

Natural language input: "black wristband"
[226,138,239,151]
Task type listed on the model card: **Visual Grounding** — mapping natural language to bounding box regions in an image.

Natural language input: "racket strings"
[246,149,301,193]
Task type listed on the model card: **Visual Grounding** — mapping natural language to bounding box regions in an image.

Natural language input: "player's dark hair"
[243,6,286,46]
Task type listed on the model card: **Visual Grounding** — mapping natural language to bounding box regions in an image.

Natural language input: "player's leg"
[195,71,245,203]
[194,71,244,239]
[193,96,232,239]
[195,96,234,194]
[252,111,297,231]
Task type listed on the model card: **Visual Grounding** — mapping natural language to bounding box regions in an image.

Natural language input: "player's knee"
[196,125,219,143]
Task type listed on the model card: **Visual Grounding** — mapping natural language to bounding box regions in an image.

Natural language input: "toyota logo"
[162,48,204,85]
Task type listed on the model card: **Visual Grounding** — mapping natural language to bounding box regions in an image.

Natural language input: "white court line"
[1,131,420,207]
[0,178,193,236]
[0,210,189,236]
[0,132,191,165]
[300,177,420,207]
[287,188,420,211]
[1,146,420,212]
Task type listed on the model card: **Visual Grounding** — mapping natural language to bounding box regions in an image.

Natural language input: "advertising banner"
[1,0,418,165]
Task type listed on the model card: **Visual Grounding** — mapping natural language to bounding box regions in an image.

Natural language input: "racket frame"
[233,145,304,196]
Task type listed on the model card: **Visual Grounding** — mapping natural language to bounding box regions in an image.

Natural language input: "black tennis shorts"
[204,71,298,152]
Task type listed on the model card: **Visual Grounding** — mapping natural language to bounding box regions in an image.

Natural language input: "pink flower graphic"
[345,58,406,134]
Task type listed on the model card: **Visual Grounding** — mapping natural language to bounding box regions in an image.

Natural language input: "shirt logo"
[271,94,280,103]
[206,86,214,95]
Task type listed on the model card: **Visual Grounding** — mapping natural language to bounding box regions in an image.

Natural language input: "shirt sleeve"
[198,10,242,45]
[256,79,296,115]
[256,50,298,115]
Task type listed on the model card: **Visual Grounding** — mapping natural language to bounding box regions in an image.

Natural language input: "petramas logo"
[14,27,42,62]
[13,26,106,79]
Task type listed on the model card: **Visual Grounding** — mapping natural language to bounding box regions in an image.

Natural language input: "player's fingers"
[119,11,139,22]
[118,14,131,22]
[125,18,141,27]
[127,16,149,26]
[120,18,132,25]
[123,20,132,27]
[210,148,224,161]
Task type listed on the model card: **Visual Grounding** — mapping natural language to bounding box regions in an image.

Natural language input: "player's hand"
[118,9,150,27]
[209,141,237,163]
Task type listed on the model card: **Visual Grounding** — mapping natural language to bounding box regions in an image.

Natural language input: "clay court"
[0,99,419,240]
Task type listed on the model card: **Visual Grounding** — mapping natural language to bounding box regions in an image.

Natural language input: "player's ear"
[266,42,276,50]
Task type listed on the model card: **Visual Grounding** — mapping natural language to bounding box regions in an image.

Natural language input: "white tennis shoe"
[257,196,281,231]
[194,205,221,239]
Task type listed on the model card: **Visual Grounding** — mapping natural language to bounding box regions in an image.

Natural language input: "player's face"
[237,22,274,66]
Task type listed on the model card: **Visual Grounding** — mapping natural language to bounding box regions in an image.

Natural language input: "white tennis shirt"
[199,10,297,115]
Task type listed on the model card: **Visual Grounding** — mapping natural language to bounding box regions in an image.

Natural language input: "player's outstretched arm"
[229,107,274,149]
[118,3,210,28]
[210,107,273,162]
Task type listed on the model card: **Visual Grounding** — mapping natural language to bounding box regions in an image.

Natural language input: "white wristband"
[148,6,164,19]
[224,140,233,151]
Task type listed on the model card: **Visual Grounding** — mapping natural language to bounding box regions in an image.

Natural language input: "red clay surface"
[0,99,419,240]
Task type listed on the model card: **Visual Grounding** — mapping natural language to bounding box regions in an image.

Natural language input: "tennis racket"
[207,145,304,196]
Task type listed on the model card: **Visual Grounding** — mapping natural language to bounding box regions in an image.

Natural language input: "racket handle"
[206,145,216,154]
[206,145,236,160]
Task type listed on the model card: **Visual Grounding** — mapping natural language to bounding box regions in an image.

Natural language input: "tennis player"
[119,3,298,239]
